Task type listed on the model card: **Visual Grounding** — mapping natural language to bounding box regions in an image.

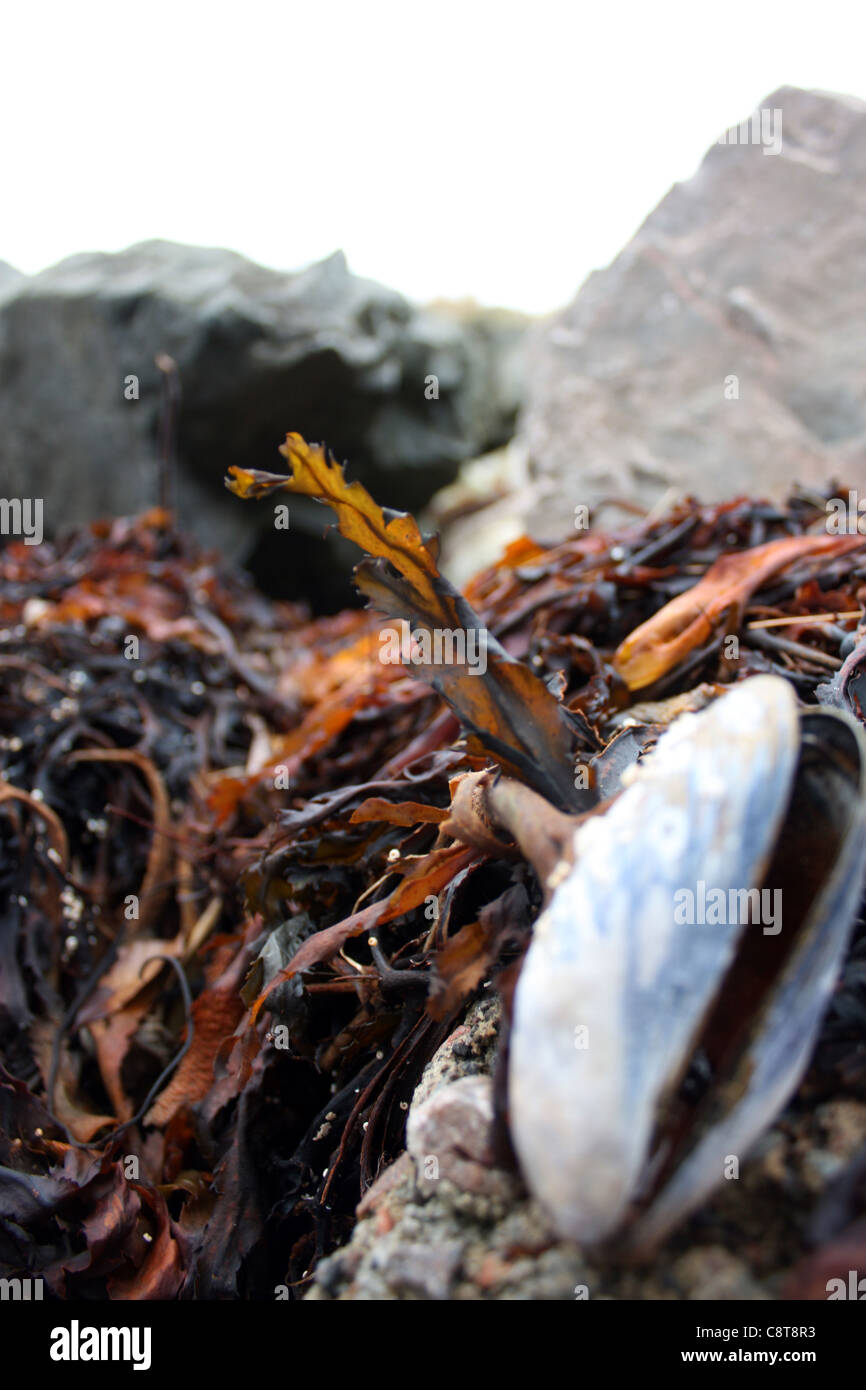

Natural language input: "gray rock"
[407,1074,520,1203]
[375,1239,465,1301]
[0,261,22,301]
[0,241,524,605]
[443,86,866,571]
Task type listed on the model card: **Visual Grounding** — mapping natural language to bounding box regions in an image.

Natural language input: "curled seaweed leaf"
[228,433,585,811]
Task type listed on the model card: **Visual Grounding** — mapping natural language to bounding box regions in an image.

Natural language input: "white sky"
[3,1,865,313]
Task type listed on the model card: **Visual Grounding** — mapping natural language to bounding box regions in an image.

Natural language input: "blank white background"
[3,0,865,311]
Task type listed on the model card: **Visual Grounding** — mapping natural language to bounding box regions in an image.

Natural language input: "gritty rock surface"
[409,994,501,1110]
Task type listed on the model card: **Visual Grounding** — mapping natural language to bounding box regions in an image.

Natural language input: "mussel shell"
[628,701,866,1253]
[508,676,866,1250]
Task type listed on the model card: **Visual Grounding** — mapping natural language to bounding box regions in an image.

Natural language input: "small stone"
[383,1240,464,1301]
[374,1209,395,1237]
[476,1253,514,1290]
[406,1074,520,1202]
[356,1152,414,1220]
[22,597,50,625]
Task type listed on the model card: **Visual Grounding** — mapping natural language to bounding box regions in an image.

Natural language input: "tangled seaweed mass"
[2,434,866,1298]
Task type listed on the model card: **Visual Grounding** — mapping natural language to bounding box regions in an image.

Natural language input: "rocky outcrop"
[439,86,866,579]
[0,242,526,606]
[0,262,22,299]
